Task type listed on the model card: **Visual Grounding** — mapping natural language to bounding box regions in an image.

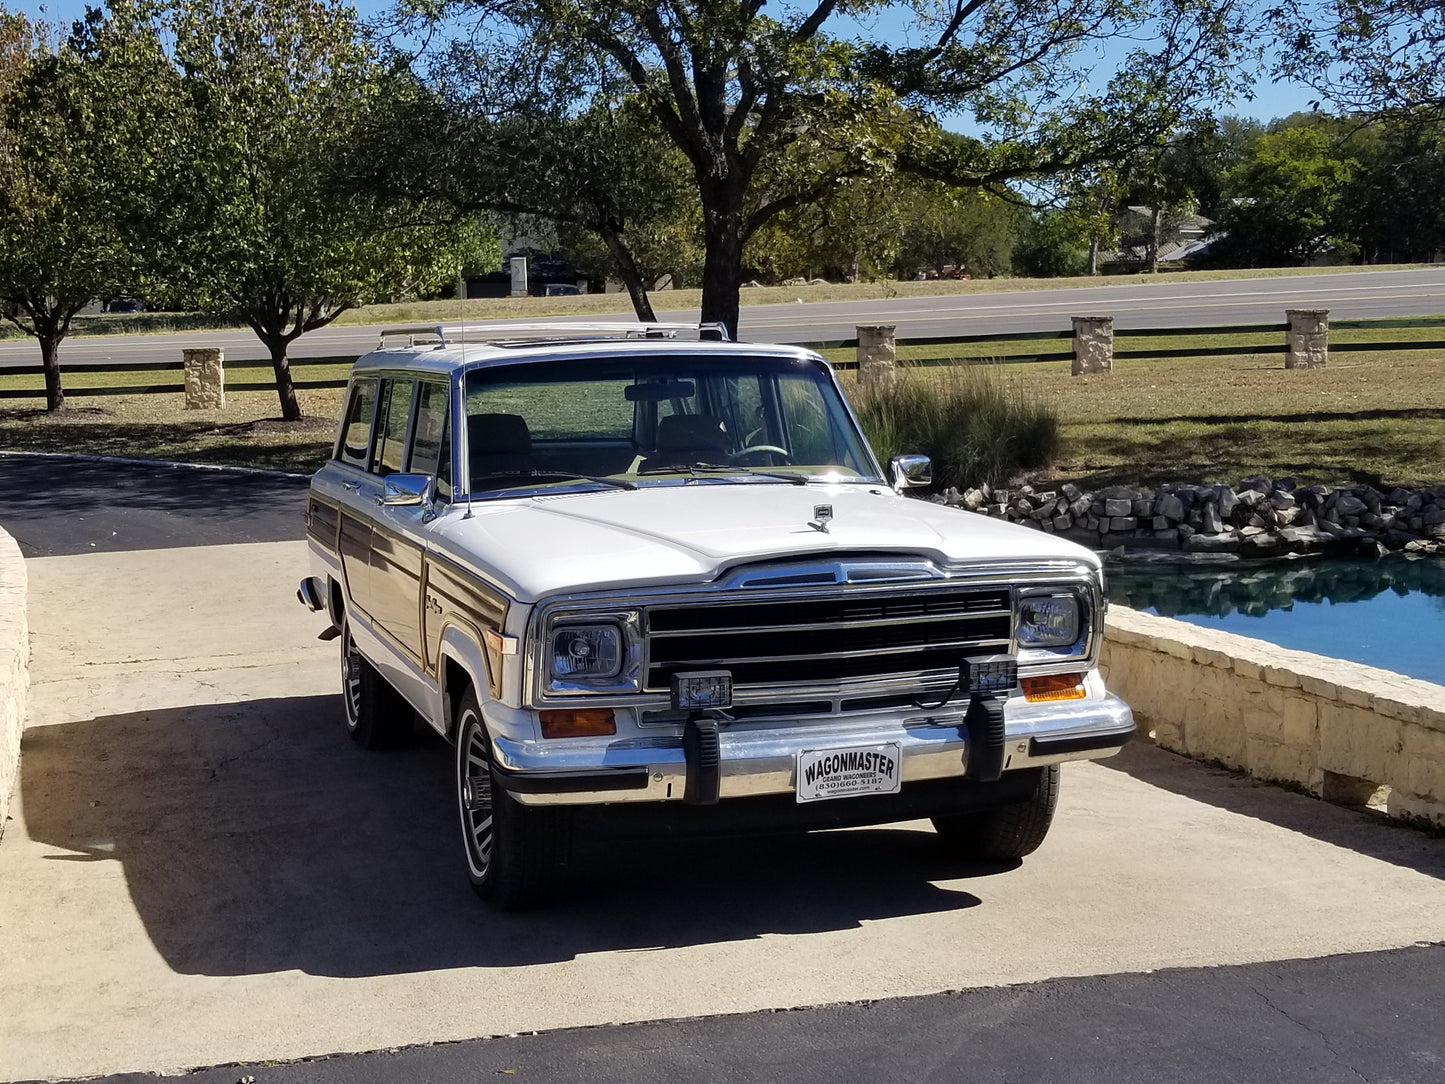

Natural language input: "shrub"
[853,364,1059,491]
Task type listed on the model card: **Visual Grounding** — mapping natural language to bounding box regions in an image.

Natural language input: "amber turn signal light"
[539,708,617,738]
[1021,673,1086,702]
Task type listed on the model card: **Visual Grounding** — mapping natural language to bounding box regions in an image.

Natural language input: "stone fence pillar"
[856,325,898,389]
[1071,315,1114,375]
[1286,309,1329,369]
[509,256,528,297]
[182,348,225,410]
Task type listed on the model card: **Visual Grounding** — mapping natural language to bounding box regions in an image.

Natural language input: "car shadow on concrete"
[18,695,993,979]
[1095,740,1445,882]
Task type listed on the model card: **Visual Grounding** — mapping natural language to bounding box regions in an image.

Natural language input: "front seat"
[468,413,533,486]
[652,413,730,466]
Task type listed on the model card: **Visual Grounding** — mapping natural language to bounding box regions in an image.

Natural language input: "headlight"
[551,624,622,680]
[1018,593,1081,648]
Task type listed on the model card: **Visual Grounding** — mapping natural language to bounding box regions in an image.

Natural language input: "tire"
[455,689,572,910]
[932,764,1061,861]
[340,618,413,749]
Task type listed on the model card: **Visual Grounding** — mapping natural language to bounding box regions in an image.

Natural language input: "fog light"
[1021,673,1086,702]
[538,709,616,738]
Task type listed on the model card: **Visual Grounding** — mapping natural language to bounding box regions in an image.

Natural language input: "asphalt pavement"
[67,944,1445,1084]
[1,267,1442,368]
[0,453,307,556]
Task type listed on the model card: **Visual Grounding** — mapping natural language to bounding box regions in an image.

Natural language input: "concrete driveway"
[1,472,1444,1080]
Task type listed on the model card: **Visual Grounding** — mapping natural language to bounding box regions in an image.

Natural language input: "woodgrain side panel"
[370,523,425,662]
[423,556,509,699]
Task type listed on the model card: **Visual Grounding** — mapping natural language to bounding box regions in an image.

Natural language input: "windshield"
[461,354,881,497]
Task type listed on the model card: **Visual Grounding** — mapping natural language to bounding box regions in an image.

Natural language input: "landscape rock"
[959,476,1445,562]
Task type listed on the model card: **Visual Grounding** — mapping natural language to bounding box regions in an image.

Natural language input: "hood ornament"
[808,504,834,533]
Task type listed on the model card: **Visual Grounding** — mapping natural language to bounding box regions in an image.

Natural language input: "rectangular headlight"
[550,624,622,679]
[1018,593,1081,649]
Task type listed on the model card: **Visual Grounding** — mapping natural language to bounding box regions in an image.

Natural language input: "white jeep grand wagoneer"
[299,322,1134,909]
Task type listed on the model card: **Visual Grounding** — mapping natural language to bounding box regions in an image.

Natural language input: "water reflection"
[1105,555,1445,685]
[1107,556,1445,619]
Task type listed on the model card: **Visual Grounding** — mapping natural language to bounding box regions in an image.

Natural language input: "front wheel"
[455,690,571,910]
[932,764,1061,861]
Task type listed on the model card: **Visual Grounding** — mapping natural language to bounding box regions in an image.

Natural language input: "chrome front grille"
[643,585,1012,693]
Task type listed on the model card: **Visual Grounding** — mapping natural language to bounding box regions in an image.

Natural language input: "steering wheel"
[730,444,794,465]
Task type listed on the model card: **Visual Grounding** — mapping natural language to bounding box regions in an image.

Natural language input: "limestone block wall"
[0,525,28,835]
[1101,606,1445,826]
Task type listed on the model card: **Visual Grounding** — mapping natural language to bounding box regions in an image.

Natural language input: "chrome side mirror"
[379,473,431,507]
[889,454,932,492]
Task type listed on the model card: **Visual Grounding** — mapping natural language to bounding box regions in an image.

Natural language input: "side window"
[373,379,416,476]
[409,382,451,501]
[338,378,379,468]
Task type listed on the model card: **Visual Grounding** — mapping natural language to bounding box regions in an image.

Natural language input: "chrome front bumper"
[491,690,1135,806]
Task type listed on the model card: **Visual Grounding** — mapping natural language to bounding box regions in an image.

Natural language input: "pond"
[1105,555,1445,687]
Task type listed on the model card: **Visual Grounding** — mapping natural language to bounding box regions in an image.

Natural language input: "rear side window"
[338,378,379,467]
[374,379,416,476]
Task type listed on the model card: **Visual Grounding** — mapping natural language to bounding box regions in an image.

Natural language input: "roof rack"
[377,325,446,348]
[381,321,732,349]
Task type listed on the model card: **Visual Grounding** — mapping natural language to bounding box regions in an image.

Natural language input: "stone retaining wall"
[0,525,28,835]
[1102,606,1445,826]
[940,475,1445,557]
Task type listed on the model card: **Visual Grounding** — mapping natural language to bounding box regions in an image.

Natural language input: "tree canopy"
[412,0,1251,335]
[164,0,482,419]
[0,3,173,410]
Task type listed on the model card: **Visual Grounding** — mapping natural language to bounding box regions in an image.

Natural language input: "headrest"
[468,413,531,456]
[656,413,728,455]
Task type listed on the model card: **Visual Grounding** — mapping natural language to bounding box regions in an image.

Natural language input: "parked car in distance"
[299,321,1134,909]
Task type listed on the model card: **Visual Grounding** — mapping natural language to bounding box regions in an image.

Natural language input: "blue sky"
[21,0,1317,125]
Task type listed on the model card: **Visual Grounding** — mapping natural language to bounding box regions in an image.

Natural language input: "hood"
[433,482,1098,603]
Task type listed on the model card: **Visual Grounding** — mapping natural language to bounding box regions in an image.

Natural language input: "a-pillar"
[182,348,225,409]
[1071,316,1114,375]
[1286,309,1329,369]
[856,325,898,389]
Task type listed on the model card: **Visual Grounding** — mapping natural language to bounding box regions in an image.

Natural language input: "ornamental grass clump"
[854,363,1059,491]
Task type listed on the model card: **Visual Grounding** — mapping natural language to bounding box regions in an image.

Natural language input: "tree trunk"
[600,226,657,322]
[39,330,64,413]
[1147,207,1162,273]
[700,205,744,340]
[266,338,302,422]
[1088,237,1100,276]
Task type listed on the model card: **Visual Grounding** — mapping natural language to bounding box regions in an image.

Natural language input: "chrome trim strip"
[646,608,1014,638]
[649,637,1012,669]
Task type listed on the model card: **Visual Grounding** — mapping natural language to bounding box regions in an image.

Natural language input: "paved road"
[1,268,1441,368]
[1,459,1443,1083]
[0,454,307,557]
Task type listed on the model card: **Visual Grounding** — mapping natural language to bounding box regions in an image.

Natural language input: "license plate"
[796,743,903,803]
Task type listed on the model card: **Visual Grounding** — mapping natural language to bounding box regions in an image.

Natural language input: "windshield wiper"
[637,462,807,485]
[474,470,638,491]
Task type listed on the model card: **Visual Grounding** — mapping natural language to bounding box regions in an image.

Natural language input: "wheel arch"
[437,625,494,741]
[326,576,345,628]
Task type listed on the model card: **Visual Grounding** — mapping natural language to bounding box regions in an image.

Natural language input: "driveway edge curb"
[0,449,310,481]
[0,524,27,837]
